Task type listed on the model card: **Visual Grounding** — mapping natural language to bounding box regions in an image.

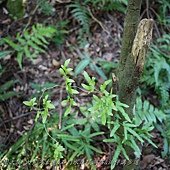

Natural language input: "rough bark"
[117,0,142,109]
[115,0,154,169]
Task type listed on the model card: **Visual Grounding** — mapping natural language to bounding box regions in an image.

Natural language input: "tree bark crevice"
[115,0,154,169]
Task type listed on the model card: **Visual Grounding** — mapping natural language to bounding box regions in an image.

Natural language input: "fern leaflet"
[3,24,56,69]
[69,2,90,34]
[134,97,166,125]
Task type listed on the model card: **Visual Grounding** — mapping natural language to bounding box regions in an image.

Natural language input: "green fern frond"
[69,2,90,34]
[0,80,17,101]
[85,0,127,12]
[37,0,54,16]
[134,97,166,125]
[141,33,170,108]
[3,24,56,69]
[159,86,170,105]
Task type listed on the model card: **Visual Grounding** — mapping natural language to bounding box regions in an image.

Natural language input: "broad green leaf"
[75,58,91,75]
[110,122,120,137]
[62,140,80,152]
[17,36,26,45]
[0,80,15,92]
[57,121,73,131]
[103,138,116,143]
[89,132,104,138]
[0,50,12,59]
[117,101,129,108]
[126,127,144,143]
[28,40,45,53]
[42,134,48,162]
[100,79,112,92]
[121,146,129,160]
[24,46,31,59]
[66,78,75,83]
[31,36,46,47]
[123,126,128,141]
[30,142,40,162]
[0,91,17,101]
[162,138,169,157]
[58,134,79,141]
[23,30,30,40]
[92,64,107,80]
[71,89,79,94]
[64,105,71,116]
[117,105,131,122]
[61,99,68,106]
[88,145,103,154]
[59,68,65,75]
[74,118,87,125]
[129,137,141,158]
[64,59,70,67]
[35,111,41,122]
[41,111,48,123]
[101,111,107,125]
[85,146,96,170]
[111,144,122,169]
[125,123,138,128]
[142,135,157,148]
[47,103,55,109]
[3,38,20,51]
[67,145,84,163]
[17,51,23,69]
[91,122,100,131]
[34,32,48,44]
[81,83,92,91]
[83,71,92,83]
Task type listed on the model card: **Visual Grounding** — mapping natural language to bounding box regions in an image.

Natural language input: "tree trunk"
[115,0,154,169]
[117,0,142,109]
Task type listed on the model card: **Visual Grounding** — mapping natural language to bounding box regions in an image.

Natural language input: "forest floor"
[0,1,170,169]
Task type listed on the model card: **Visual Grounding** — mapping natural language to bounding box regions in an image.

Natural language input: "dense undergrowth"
[0,0,170,169]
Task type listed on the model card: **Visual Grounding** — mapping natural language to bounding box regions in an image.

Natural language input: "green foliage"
[0,50,12,59]
[37,0,54,16]
[0,118,66,169]
[0,50,12,76]
[3,24,56,68]
[30,82,56,98]
[141,33,170,157]
[38,95,55,123]
[85,0,128,12]
[134,97,166,125]
[141,34,170,106]
[74,50,117,80]
[157,0,170,26]
[53,20,68,46]
[69,2,90,35]
[53,142,65,163]
[0,59,157,169]
[23,97,37,110]
[0,65,5,77]
[69,0,127,44]
[0,80,17,101]
[0,48,17,101]
[156,110,170,158]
